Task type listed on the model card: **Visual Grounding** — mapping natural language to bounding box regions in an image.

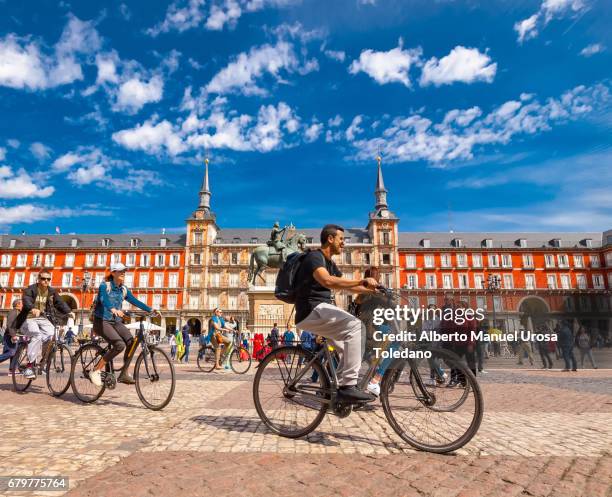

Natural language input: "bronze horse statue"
[248,233,307,285]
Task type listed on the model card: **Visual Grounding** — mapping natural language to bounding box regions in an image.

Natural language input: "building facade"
[1,158,610,337]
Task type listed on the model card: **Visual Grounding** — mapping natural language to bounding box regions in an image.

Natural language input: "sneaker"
[337,386,376,403]
[24,368,36,380]
[117,373,135,385]
[89,370,103,387]
[367,382,381,397]
[446,380,459,388]
[479,370,488,374]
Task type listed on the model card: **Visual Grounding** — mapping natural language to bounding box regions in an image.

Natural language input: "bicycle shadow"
[190,414,402,450]
[0,381,149,409]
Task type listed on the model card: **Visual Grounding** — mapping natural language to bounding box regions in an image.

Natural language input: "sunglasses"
[39,277,51,281]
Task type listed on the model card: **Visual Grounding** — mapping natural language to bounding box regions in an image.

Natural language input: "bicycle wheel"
[12,343,32,393]
[253,346,328,438]
[196,345,217,372]
[46,343,73,397]
[70,343,106,403]
[230,346,252,374]
[135,345,175,410]
[381,348,483,453]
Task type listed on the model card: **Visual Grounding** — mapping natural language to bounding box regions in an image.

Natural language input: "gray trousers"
[296,303,362,387]
[23,317,55,364]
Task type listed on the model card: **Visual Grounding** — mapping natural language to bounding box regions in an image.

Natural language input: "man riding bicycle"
[294,224,379,403]
[14,271,75,380]
[89,263,158,386]
[208,308,234,369]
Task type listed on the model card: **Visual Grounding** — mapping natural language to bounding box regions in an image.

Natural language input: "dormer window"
[233,237,240,244]
[39,239,46,248]
[71,238,78,248]
[251,237,258,244]
[551,238,561,248]
[452,238,463,248]
[130,238,140,248]
[160,238,167,247]
[421,239,430,248]
[101,238,111,248]
[483,239,493,248]
[363,238,370,244]
[215,238,223,244]
[517,239,527,248]
[306,237,313,243]
[9,239,16,248]
[345,237,351,243]
[583,238,593,248]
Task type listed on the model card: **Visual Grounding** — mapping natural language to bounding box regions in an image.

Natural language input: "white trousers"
[296,303,362,387]
[23,317,54,364]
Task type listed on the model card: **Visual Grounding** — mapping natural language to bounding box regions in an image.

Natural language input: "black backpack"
[274,249,311,303]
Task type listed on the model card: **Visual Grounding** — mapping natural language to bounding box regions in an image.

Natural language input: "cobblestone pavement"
[0,362,610,497]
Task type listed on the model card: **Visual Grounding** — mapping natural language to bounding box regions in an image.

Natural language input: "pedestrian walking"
[182,324,191,363]
[270,323,279,349]
[576,327,597,369]
[558,320,577,371]
[169,333,177,360]
[536,325,554,369]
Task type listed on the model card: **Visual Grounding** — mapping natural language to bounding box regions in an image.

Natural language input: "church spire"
[374,154,388,210]
[199,157,211,211]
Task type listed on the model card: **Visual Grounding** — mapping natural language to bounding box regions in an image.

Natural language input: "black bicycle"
[253,289,484,454]
[197,334,252,374]
[12,321,73,397]
[70,312,175,410]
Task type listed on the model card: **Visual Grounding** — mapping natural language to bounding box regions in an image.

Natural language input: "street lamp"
[79,272,91,333]
[487,274,501,329]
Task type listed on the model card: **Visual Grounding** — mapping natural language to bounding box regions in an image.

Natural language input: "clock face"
[381,210,389,218]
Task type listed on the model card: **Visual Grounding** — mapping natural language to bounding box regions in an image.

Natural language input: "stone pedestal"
[247,285,295,334]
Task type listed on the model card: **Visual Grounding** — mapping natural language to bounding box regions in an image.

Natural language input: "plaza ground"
[0,352,610,497]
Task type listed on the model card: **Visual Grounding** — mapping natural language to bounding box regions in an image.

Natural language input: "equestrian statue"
[248,222,306,285]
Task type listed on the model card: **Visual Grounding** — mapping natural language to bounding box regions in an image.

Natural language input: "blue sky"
[0,0,610,235]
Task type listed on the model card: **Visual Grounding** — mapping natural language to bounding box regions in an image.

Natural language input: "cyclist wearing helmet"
[89,263,158,386]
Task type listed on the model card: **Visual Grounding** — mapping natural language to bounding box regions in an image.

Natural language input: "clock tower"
[367,155,400,288]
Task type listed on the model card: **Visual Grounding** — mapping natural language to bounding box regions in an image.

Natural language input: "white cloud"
[114,75,164,113]
[29,142,52,161]
[346,115,364,141]
[351,82,610,165]
[420,46,497,86]
[0,14,101,90]
[514,0,588,43]
[95,52,120,84]
[0,203,111,227]
[119,3,132,20]
[0,166,55,198]
[0,204,69,225]
[349,39,422,87]
[51,147,160,192]
[206,0,242,30]
[304,122,323,143]
[323,49,346,62]
[514,15,539,44]
[52,152,81,172]
[7,139,20,149]
[148,0,301,36]
[68,163,107,185]
[206,42,298,96]
[328,115,343,127]
[147,0,206,36]
[112,119,186,155]
[580,43,605,57]
[0,36,48,90]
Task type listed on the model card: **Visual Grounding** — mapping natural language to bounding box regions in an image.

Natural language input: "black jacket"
[14,284,72,329]
[5,309,20,337]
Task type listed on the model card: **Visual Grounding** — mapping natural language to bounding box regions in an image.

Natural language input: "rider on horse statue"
[267,222,288,263]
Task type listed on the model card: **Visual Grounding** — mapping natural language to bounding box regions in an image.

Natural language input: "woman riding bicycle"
[89,263,158,386]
